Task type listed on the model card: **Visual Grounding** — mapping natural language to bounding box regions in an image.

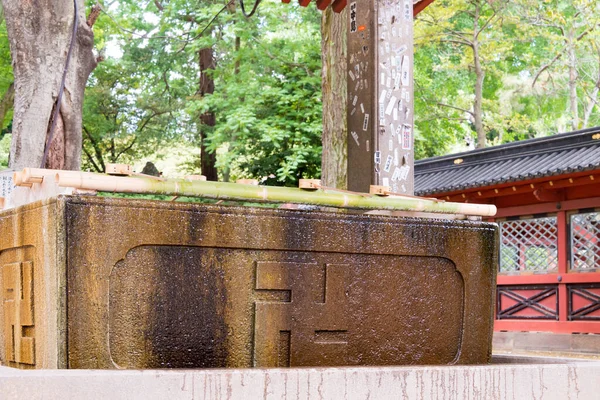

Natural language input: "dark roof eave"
[415,127,600,173]
[415,164,600,197]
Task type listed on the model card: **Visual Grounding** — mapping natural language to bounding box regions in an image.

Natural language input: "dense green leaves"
[414,0,600,158]
[195,2,323,185]
[0,11,12,169]
[80,0,322,185]
[1,0,599,173]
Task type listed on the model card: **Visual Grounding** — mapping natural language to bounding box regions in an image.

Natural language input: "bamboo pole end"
[13,171,32,187]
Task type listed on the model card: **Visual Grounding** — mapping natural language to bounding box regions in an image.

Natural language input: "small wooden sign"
[299,179,321,190]
[370,185,391,196]
[0,170,16,197]
[105,164,133,176]
[184,175,207,181]
[237,179,259,185]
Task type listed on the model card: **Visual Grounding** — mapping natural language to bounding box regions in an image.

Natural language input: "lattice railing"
[497,285,559,320]
[568,284,600,320]
[571,211,600,270]
[499,216,558,272]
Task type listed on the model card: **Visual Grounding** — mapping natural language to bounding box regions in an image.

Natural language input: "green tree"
[197,2,323,185]
[81,0,193,172]
[0,7,14,169]
[515,0,600,131]
[82,59,183,172]
[415,0,512,150]
[109,0,324,185]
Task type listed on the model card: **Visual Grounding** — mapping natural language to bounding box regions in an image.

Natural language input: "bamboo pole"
[21,168,64,184]
[55,171,497,216]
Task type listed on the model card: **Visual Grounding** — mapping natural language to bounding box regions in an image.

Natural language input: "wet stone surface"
[1,196,498,369]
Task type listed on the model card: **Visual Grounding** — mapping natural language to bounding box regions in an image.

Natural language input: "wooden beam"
[441,172,599,202]
[494,196,600,218]
[497,273,600,285]
[413,0,436,16]
[533,188,564,202]
[279,0,436,14]
[494,320,600,334]
[316,0,332,10]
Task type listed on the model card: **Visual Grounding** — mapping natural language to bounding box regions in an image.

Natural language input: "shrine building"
[415,127,600,355]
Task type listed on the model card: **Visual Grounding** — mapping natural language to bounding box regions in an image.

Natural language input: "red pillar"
[557,210,568,322]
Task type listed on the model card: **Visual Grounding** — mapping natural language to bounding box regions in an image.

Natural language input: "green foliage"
[0,12,13,168]
[0,133,9,169]
[81,1,189,172]
[196,2,323,185]
[414,0,518,154]
[3,0,598,175]
[414,0,600,157]
[82,56,185,172]
[511,0,600,132]
[75,0,600,175]
[85,0,322,185]
[0,13,12,101]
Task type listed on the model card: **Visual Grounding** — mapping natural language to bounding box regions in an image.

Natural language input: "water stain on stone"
[109,246,229,368]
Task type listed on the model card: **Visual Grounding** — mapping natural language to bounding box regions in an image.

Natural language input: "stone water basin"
[0,196,497,369]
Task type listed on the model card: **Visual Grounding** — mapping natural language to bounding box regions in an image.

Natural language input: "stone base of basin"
[2,362,599,400]
[0,196,497,369]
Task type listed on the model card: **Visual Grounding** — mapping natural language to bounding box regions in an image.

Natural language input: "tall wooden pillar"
[346,0,414,194]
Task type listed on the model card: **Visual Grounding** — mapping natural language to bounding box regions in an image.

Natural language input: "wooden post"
[347,0,414,194]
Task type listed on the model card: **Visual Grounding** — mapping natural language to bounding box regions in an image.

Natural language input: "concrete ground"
[493,331,600,361]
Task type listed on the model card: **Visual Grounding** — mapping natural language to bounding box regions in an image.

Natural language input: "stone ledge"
[2,363,600,400]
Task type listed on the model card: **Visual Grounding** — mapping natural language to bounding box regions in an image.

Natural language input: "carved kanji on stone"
[3,261,35,366]
[253,262,348,367]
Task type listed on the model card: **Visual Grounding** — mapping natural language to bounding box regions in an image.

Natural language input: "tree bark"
[320,7,347,189]
[472,3,485,149]
[582,46,600,128]
[567,29,579,130]
[473,40,485,148]
[3,0,97,170]
[198,47,218,181]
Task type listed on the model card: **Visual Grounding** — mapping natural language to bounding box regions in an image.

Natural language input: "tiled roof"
[414,128,600,196]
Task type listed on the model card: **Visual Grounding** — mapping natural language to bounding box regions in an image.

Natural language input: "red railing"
[493,198,600,334]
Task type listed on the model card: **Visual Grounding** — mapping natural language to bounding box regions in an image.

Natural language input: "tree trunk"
[3,0,97,170]
[473,41,485,148]
[198,47,218,181]
[567,30,579,130]
[472,3,485,149]
[320,7,347,189]
[582,85,598,129]
[582,48,600,128]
